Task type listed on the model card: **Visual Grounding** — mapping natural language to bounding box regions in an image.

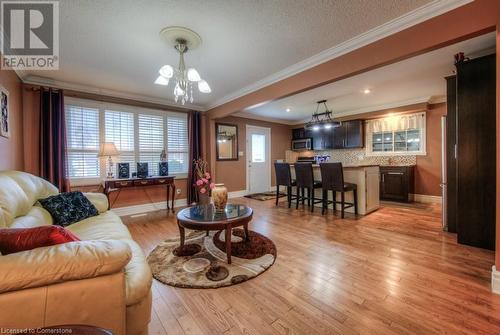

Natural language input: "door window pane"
[251,134,266,163]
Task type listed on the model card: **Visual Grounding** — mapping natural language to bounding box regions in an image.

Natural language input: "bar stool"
[274,162,297,208]
[320,162,358,218]
[294,163,323,212]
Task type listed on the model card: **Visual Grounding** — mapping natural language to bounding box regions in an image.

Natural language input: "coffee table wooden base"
[177,223,250,264]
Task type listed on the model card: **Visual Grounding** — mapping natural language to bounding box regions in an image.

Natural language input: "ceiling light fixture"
[155,27,211,105]
[286,108,291,112]
[363,88,371,94]
[304,100,340,131]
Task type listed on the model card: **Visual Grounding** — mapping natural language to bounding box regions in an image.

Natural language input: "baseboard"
[112,190,250,217]
[111,198,187,217]
[410,193,442,204]
[228,190,249,198]
[492,266,500,295]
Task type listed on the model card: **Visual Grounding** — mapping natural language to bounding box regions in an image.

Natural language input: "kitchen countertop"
[289,163,379,168]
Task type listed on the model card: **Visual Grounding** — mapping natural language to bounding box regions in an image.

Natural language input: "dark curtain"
[187,111,202,204]
[39,87,69,192]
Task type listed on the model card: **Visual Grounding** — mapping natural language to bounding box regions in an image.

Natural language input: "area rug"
[244,191,286,201]
[147,229,276,288]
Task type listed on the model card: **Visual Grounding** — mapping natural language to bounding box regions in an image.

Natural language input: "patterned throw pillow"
[39,191,99,226]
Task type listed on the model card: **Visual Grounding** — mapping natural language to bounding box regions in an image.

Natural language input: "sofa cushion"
[39,192,99,227]
[67,211,133,241]
[0,176,32,227]
[11,206,53,228]
[0,226,80,255]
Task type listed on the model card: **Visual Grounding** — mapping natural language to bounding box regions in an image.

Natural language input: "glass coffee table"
[176,204,253,264]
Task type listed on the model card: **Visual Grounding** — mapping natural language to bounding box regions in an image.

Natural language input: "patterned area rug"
[244,191,286,201]
[147,229,276,288]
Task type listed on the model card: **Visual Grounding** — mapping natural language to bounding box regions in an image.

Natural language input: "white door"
[246,125,271,194]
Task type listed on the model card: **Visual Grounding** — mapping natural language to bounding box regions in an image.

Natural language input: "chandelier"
[304,100,341,131]
[154,27,211,105]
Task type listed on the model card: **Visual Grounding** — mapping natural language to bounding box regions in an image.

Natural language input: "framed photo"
[0,86,9,138]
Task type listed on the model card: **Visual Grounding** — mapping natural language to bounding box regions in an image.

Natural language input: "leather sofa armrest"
[0,240,131,294]
[84,192,109,213]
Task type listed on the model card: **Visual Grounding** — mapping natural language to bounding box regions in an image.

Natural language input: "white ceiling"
[242,32,496,123]
[20,0,461,110]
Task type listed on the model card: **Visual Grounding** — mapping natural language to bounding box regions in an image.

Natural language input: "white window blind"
[105,110,136,174]
[167,114,189,174]
[65,98,190,181]
[138,114,164,175]
[65,105,100,178]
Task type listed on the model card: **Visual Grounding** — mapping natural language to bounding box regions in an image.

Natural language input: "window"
[65,105,100,178]
[105,110,136,173]
[167,114,189,174]
[366,112,426,156]
[251,134,266,162]
[65,98,190,183]
[139,113,164,176]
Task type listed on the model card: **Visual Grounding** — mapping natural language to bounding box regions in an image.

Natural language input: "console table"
[103,176,176,213]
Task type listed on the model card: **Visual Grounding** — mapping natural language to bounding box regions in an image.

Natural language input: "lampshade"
[98,142,119,157]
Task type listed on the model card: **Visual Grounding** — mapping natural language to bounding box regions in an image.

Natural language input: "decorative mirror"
[216,123,238,161]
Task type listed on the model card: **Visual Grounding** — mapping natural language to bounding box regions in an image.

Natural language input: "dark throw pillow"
[39,191,99,227]
[0,226,80,255]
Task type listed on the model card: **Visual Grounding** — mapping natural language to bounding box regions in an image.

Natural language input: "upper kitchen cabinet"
[333,120,364,149]
[292,127,307,140]
[294,120,364,150]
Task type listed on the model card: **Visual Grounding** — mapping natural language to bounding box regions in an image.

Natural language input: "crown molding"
[206,0,472,110]
[232,112,296,125]
[22,75,207,111]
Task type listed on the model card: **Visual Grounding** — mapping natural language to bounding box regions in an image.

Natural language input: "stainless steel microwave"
[291,138,312,151]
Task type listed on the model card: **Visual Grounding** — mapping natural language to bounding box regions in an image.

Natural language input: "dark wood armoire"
[446,54,496,250]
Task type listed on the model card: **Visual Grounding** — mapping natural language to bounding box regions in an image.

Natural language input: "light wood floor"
[125,198,500,335]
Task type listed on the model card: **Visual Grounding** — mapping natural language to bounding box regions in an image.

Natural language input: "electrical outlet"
[176,188,181,195]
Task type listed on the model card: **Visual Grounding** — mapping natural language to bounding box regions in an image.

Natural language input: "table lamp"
[98,142,119,178]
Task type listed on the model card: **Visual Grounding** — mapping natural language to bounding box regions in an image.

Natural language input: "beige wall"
[415,103,446,197]
[0,69,23,171]
[213,116,291,192]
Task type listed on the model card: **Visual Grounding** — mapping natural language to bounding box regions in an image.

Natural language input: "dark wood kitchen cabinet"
[292,128,307,140]
[333,120,364,149]
[380,166,414,202]
[296,120,364,150]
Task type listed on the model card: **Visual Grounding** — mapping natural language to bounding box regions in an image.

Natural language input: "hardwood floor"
[125,198,500,335]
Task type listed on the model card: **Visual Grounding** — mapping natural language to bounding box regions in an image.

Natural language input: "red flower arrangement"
[193,158,215,194]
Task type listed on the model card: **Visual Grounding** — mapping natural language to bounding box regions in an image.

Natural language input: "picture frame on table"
[0,85,10,138]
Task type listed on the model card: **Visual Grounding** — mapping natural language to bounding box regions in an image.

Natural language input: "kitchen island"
[290,164,380,215]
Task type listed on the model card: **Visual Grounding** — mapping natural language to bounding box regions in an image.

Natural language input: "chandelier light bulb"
[154,76,169,85]
[159,65,174,78]
[174,83,185,96]
[187,68,201,82]
[198,79,211,93]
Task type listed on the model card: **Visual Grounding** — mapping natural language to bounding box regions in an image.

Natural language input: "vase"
[198,191,210,205]
[212,184,228,211]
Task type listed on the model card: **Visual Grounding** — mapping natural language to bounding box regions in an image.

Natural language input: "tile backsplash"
[285,148,416,166]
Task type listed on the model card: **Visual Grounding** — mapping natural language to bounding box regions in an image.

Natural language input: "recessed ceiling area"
[20,0,456,109]
[240,32,495,124]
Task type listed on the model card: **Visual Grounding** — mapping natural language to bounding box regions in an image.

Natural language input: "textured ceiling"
[23,0,434,108]
[244,32,495,123]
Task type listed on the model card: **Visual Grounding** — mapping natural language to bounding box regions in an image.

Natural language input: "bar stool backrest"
[274,163,293,187]
[320,162,344,191]
[294,163,314,188]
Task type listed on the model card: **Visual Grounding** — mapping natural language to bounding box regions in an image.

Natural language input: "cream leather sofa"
[0,171,152,335]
